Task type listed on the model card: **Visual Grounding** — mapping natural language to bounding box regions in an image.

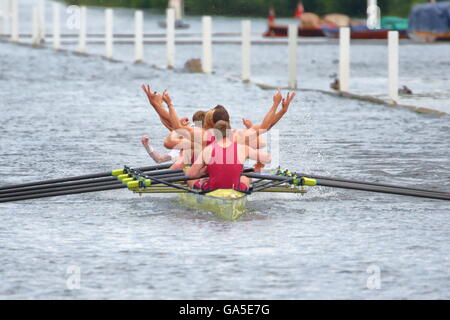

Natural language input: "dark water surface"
[0,27,449,299]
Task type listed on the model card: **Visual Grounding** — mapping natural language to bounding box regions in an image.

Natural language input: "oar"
[0,167,255,203]
[244,172,450,201]
[0,170,185,199]
[0,163,172,192]
[290,171,450,196]
[0,169,183,196]
[0,172,191,203]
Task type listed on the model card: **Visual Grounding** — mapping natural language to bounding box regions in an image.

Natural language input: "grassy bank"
[64,0,432,17]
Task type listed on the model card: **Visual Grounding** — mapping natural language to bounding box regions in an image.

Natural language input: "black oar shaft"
[0,168,182,195]
[294,172,448,196]
[0,170,186,199]
[0,184,127,203]
[315,178,450,201]
[0,164,171,191]
[244,172,450,201]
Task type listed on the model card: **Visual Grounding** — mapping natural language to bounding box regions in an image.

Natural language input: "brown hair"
[214,120,231,139]
[203,109,215,129]
[212,105,230,123]
[192,110,206,126]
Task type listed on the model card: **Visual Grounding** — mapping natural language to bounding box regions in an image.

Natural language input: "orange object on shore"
[294,2,305,19]
[268,7,275,25]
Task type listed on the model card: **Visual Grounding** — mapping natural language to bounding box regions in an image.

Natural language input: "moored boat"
[158,0,190,29]
[263,25,324,37]
[322,25,409,39]
[408,2,450,42]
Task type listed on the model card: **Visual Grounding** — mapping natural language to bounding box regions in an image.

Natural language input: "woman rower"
[185,120,272,192]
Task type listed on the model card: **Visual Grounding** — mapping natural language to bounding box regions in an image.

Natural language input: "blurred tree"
[64,0,440,17]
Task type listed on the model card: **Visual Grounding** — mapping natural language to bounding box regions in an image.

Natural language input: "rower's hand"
[281,92,296,111]
[273,88,282,106]
[162,89,173,106]
[242,118,254,129]
[141,135,149,146]
[254,161,265,173]
[180,117,190,127]
[142,84,163,106]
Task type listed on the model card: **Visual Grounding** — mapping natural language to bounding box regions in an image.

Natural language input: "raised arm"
[238,89,282,138]
[142,84,174,131]
[141,136,173,163]
[247,145,272,164]
[268,92,296,130]
[185,149,207,179]
[162,90,183,130]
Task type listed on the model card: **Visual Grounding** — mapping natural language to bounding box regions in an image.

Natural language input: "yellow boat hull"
[178,189,247,221]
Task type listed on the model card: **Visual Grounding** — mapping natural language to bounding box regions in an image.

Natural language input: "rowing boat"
[178,189,247,221]
[1,165,448,219]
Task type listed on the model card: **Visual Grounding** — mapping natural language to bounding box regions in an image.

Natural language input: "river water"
[0,1,449,299]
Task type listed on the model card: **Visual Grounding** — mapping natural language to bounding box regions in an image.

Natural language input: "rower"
[186,120,271,192]
[142,110,206,165]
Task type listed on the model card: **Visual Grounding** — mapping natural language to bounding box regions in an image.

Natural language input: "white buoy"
[288,24,297,90]
[78,6,86,54]
[52,2,60,50]
[388,31,399,104]
[32,6,40,46]
[10,0,18,42]
[241,20,251,82]
[202,16,212,74]
[105,8,113,59]
[38,0,46,40]
[134,10,143,63]
[339,27,350,92]
[166,8,175,69]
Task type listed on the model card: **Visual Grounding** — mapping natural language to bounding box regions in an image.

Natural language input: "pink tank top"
[206,141,243,190]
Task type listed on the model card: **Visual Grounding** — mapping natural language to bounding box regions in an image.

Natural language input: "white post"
[134,10,143,63]
[339,27,350,92]
[241,20,251,82]
[52,2,60,50]
[202,16,212,74]
[78,6,86,54]
[288,24,297,90]
[388,31,399,104]
[166,8,175,69]
[367,0,380,29]
[0,0,6,35]
[105,8,113,59]
[32,5,39,46]
[38,0,45,40]
[174,0,182,21]
[10,0,18,42]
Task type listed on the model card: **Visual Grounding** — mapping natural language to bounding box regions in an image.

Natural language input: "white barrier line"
[166,8,175,69]
[52,2,60,50]
[241,20,251,82]
[339,27,350,92]
[78,6,86,54]
[388,31,399,104]
[202,16,212,74]
[10,0,18,42]
[134,10,143,62]
[288,24,297,89]
[105,8,113,59]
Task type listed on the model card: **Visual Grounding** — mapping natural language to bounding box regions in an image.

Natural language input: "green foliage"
[64,0,435,17]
